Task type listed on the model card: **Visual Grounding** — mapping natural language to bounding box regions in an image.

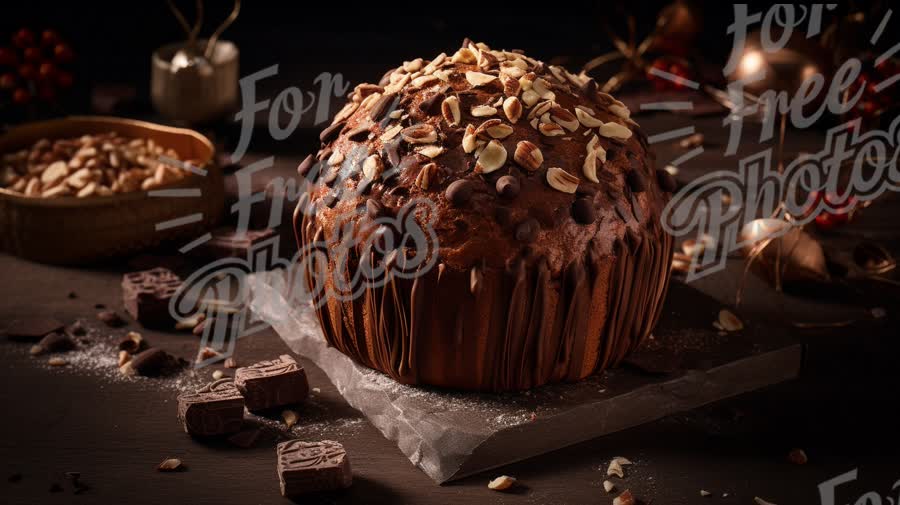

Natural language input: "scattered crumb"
[487,475,515,491]
[700,489,711,497]
[787,448,808,465]
[603,480,615,493]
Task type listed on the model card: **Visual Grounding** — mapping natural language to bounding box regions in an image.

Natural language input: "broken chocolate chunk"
[234,354,309,411]
[29,332,76,356]
[122,268,182,329]
[97,310,126,328]
[177,379,245,437]
[276,440,352,497]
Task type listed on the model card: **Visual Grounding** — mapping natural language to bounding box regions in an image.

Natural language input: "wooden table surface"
[2,114,900,505]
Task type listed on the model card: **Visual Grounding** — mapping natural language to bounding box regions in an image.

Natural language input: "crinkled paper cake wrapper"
[248,271,801,484]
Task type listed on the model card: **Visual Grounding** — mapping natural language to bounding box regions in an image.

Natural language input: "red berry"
[12,28,35,49]
[55,70,73,89]
[12,87,30,104]
[858,100,878,118]
[0,72,16,89]
[40,29,60,47]
[53,44,74,63]
[23,47,42,63]
[0,47,17,67]
[18,63,36,80]
[38,62,55,81]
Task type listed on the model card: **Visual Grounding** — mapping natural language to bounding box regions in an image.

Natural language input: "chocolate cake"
[294,40,675,391]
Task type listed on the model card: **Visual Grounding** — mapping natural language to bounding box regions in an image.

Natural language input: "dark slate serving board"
[249,273,802,484]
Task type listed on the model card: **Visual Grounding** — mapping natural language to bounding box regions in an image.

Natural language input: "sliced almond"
[411,74,439,88]
[401,124,438,144]
[531,77,554,99]
[521,89,540,106]
[609,103,631,119]
[475,140,507,174]
[527,99,554,120]
[718,309,744,332]
[539,122,565,137]
[441,95,461,127]
[502,96,522,123]
[500,73,521,96]
[211,370,224,380]
[485,123,513,139]
[362,154,384,180]
[415,163,438,190]
[513,141,543,171]
[451,47,477,64]
[546,167,579,193]
[157,458,183,472]
[465,71,497,87]
[607,459,625,478]
[612,456,633,466]
[575,107,605,128]
[599,122,632,140]
[471,105,498,117]
[380,124,403,142]
[487,475,516,491]
[41,160,68,186]
[583,150,600,183]
[417,145,445,158]
[462,124,478,154]
[550,107,579,132]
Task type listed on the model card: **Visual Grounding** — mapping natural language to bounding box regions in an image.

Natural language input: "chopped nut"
[224,357,237,369]
[40,161,68,186]
[462,124,478,154]
[700,489,712,497]
[465,71,497,87]
[527,99,553,120]
[401,124,438,144]
[175,313,204,331]
[441,95,461,127]
[411,74,438,88]
[362,154,384,180]
[451,47,477,64]
[500,73,521,96]
[787,448,808,465]
[380,124,403,142]
[211,370,225,380]
[503,96,523,123]
[471,105,498,117]
[282,409,299,429]
[606,459,625,478]
[599,122,632,140]
[575,107,605,128]
[415,163,438,190]
[521,89,540,106]
[487,475,516,491]
[613,490,635,505]
[118,350,131,367]
[612,456,633,466]
[718,309,744,332]
[513,141,543,171]
[475,140,507,174]
[550,107,579,132]
[531,77,555,100]
[118,331,144,354]
[47,357,68,367]
[603,480,616,493]
[539,122,565,137]
[609,103,631,120]
[583,150,600,183]
[546,167,579,194]
[157,458,183,472]
[327,150,345,167]
[417,145,445,159]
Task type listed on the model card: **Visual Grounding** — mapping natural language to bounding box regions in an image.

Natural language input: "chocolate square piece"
[122,268,182,329]
[234,354,309,411]
[192,227,278,259]
[276,440,352,496]
[177,379,245,437]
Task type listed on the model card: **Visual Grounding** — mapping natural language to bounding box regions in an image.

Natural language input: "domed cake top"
[300,40,676,275]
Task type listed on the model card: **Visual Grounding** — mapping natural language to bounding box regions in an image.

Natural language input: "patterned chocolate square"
[177,379,244,437]
[234,354,309,411]
[276,440,352,496]
[122,268,182,328]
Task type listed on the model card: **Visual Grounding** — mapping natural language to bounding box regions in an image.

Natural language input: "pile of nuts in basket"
[0,132,199,198]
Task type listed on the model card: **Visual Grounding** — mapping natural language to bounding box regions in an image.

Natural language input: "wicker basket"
[0,116,224,265]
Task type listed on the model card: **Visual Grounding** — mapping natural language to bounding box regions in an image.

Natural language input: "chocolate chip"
[297,154,314,177]
[67,291,77,299]
[572,198,596,224]
[576,185,597,197]
[445,180,475,207]
[369,93,396,121]
[418,91,445,115]
[319,120,345,143]
[626,170,646,193]
[515,218,540,243]
[580,78,598,99]
[495,175,520,199]
[657,169,677,192]
[366,198,385,219]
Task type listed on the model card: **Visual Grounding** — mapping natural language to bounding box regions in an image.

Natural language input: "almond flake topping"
[575,107,605,127]
[546,166,579,193]
[441,96,461,127]
[401,124,438,144]
[465,71,497,87]
[471,105,498,117]
[599,121,632,140]
[462,124,478,154]
[503,96,522,123]
[475,140,507,174]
